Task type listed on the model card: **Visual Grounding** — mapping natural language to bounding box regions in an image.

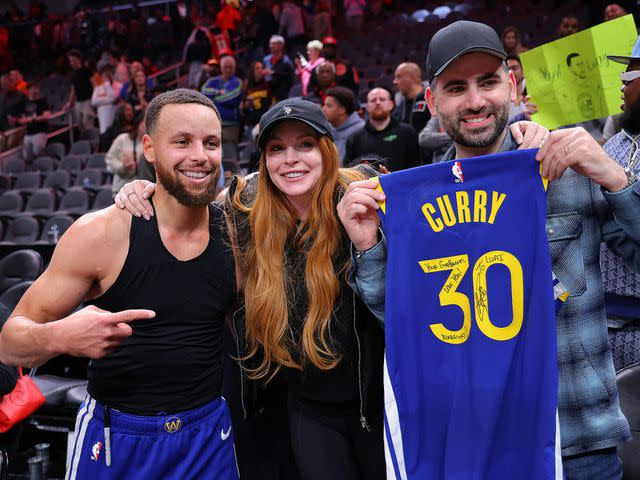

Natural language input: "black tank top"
[88,203,236,415]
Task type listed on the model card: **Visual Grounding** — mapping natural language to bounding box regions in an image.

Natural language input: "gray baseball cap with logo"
[426,21,507,84]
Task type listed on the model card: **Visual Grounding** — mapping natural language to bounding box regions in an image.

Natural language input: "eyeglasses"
[621,70,640,86]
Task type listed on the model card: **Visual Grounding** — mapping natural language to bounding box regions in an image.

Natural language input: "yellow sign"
[520,14,637,129]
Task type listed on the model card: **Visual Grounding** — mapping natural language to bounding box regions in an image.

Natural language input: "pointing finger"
[106,309,156,324]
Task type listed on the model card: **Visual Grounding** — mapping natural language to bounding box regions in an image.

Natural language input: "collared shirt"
[601,130,640,320]
[351,129,640,455]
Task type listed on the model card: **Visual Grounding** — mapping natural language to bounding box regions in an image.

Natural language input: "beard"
[620,96,640,134]
[155,160,220,208]
[438,100,511,149]
[369,108,390,122]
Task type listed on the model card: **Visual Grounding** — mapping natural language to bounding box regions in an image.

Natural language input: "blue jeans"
[563,447,622,480]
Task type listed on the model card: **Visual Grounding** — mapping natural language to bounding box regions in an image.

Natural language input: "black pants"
[288,401,385,480]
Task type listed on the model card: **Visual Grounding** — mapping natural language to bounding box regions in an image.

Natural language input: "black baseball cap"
[257,98,334,150]
[426,21,507,84]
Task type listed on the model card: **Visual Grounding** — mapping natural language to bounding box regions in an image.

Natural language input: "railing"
[0,60,187,166]
[0,108,73,165]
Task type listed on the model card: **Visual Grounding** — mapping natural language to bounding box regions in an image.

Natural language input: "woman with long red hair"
[115,99,385,480]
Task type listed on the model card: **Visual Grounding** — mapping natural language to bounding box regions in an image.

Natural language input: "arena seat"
[44,142,66,161]
[0,249,43,296]
[56,188,90,217]
[3,157,25,175]
[43,170,71,191]
[35,215,75,244]
[0,447,7,480]
[92,188,114,210]
[0,281,33,311]
[69,140,92,155]
[80,128,100,151]
[0,217,39,245]
[617,363,640,479]
[0,191,24,219]
[58,154,86,173]
[13,172,42,194]
[33,156,57,173]
[22,188,57,218]
[86,153,107,171]
[0,174,11,194]
[74,168,104,188]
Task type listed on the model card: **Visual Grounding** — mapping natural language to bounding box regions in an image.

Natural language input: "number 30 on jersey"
[419,251,524,344]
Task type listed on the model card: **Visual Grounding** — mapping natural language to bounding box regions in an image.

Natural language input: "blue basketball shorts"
[65,395,239,480]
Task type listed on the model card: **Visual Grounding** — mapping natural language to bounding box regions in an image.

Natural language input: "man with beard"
[344,86,420,171]
[338,21,640,479]
[0,89,239,479]
[599,37,640,368]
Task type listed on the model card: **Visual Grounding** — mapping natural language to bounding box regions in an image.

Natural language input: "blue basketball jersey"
[379,149,563,480]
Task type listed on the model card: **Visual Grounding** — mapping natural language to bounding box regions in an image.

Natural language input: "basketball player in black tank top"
[0,89,239,479]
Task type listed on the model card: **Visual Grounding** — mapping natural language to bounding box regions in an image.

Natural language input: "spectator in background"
[322,86,364,164]
[296,40,325,97]
[501,26,527,55]
[343,0,366,31]
[418,117,452,164]
[217,1,243,35]
[99,102,136,152]
[17,83,51,162]
[91,65,122,134]
[106,112,145,195]
[345,87,420,171]
[279,0,306,55]
[0,73,26,131]
[114,54,130,84]
[125,69,153,113]
[187,30,212,88]
[148,9,174,63]
[9,69,27,94]
[201,55,243,143]
[557,16,580,38]
[66,49,95,131]
[311,36,359,95]
[506,54,538,123]
[119,61,154,100]
[392,62,430,134]
[604,3,628,21]
[263,35,294,100]
[304,61,336,104]
[313,1,332,40]
[241,60,274,147]
[142,57,159,77]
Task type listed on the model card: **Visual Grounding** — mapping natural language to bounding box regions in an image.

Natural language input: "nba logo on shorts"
[452,162,464,183]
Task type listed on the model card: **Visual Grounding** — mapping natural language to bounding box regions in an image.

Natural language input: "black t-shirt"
[23,98,49,135]
[345,117,421,171]
[72,67,93,101]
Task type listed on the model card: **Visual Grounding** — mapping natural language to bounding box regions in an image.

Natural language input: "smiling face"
[144,103,221,207]
[426,52,515,150]
[264,120,324,218]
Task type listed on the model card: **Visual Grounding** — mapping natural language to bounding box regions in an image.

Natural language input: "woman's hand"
[114,180,156,219]
[337,179,384,252]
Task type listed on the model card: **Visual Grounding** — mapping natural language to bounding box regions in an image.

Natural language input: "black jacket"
[345,117,421,171]
[225,172,384,425]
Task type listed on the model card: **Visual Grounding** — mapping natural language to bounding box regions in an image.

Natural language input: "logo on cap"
[452,162,464,183]
[283,105,292,115]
